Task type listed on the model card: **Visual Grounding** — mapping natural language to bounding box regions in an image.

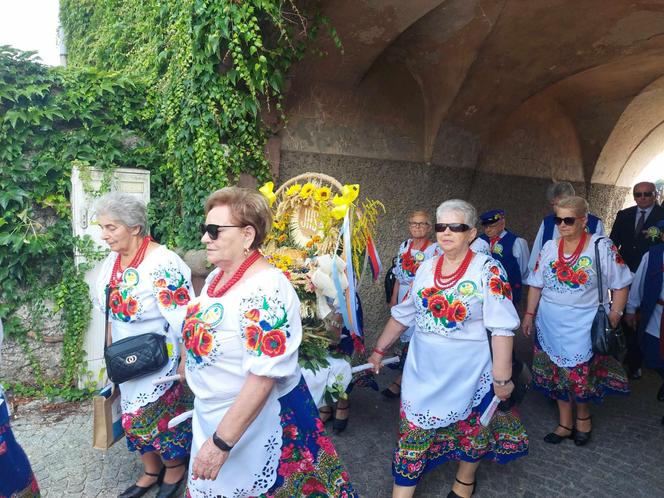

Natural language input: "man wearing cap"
[625,219,664,423]
[610,181,664,379]
[527,181,605,272]
[479,209,530,304]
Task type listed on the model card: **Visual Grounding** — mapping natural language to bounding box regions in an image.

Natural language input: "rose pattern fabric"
[152,266,191,310]
[484,264,513,300]
[415,284,471,334]
[547,256,593,291]
[532,337,629,402]
[108,286,142,322]
[392,397,528,486]
[239,295,290,358]
[122,382,193,459]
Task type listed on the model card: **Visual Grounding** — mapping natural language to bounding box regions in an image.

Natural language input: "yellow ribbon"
[331,184,360,220]
[259,181,276,207]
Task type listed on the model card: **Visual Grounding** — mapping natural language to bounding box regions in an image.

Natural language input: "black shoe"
[118,468,164,498]
[657,381,664,402]
[447,477,476,497]
[543,424,574,444]
[628,368,642,380]
[332,405,349,434]
[156,461,187,498]
[381,381,401,399]
[574,415,592,446]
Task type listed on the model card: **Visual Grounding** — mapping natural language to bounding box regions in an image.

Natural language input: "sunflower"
[314,186,332,202]
[286,184,302,197]
[299,182,315,199]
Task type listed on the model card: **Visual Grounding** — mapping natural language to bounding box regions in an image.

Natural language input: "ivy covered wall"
[60,0,325,249]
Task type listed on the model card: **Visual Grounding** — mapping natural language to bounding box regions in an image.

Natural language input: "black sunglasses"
[200,223,243,240]
[553,216,582,226]
[434,223,471,233]
[633,192,654,198]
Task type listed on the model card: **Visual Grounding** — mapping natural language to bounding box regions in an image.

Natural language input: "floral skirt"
[263,377,356,497]
[122,381,193,460]
[532,337,629,403]
[393,388,528,486]
[0,391,40,498]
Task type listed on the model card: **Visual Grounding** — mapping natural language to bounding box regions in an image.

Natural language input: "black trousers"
[623,319,643,374]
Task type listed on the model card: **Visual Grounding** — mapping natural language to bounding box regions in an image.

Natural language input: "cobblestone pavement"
[10,367,664,497]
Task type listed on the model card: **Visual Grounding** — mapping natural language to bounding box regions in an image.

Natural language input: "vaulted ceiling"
[281,0,664,186]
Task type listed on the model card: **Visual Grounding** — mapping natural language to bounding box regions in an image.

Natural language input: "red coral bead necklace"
[557,231,587,267]
[109,236,152,287]
[208,250,262,298]
[434,249,474,289]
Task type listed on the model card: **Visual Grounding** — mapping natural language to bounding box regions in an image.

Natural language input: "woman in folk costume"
[0,319,40,498]
[94,192,194,498]
[183,187,356,497]
[369,199,528,498]
[383,210,437,399]
[523,196,632,446]
[625,219,664,420]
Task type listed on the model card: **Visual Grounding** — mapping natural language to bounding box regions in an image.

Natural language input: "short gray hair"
[436,199,477,227]
[546,181,575,202]
[94,192,149,236]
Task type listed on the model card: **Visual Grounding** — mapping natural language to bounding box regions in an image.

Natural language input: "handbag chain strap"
[104,285,112,352]
[594,237,605,306]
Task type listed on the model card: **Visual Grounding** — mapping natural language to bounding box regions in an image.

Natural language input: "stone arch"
[593,75,664,187]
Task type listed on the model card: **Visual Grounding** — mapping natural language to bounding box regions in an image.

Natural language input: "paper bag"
[92,385,124,450]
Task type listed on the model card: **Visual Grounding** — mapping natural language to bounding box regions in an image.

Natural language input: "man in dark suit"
[610,181,664,378]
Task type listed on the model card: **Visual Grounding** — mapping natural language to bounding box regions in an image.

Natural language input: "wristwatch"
[212,432,234,452]
[493,378,511,386]
[610,309,624,317]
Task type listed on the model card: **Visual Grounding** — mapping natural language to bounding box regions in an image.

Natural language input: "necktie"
[635,210,646,236]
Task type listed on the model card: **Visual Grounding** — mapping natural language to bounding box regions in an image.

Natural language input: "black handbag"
[103,286,169,384]
[384,257,397,303]
[590,238,625,357]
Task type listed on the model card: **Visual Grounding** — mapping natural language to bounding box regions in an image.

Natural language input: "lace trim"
[120,357,177,413]
[536,328,592,368]
[401,368,492,429]
[187,425,281,498]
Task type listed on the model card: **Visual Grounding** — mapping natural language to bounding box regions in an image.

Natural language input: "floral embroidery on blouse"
[108,281,142,322]
[152,266,191,309]
[609,243,625,265]
[417,286,469,330]
[240,294,290,358]
[182,302,218,364]
[485,264,512,300]
[548,257,591,290]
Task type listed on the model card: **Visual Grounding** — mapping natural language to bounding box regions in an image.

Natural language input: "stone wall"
[279,149,629,342]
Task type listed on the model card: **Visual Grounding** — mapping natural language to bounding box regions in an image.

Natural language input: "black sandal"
[574,415,592,446]
[118,467,164,498]
[156,461,187,498]
[333,405,349,434]
[447,477,476,498]
[381,381,401,399]
[543,424,574,444]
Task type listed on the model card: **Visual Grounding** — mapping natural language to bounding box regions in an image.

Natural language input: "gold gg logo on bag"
[125,355,138,365]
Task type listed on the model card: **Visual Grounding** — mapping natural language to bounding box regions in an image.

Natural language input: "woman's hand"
[608,310,621,329]
[521,315,533,337]
[192,437,229,480]
[493,380,514,401]
[368,352,384,374]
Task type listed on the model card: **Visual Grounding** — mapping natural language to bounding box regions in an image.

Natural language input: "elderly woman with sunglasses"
[383,210,437,398]
[522,196,633,446]
[369,199,528,498]
[183,187,356,498]
[94,192,194,498]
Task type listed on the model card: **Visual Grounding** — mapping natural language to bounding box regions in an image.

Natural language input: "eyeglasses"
[553,216,583,226]
[434,223,471,233]
[409,222,430,228]
[633,191,654,198]
[200,223,243,240]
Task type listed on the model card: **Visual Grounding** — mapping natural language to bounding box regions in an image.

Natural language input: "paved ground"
[9,364,664,497]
